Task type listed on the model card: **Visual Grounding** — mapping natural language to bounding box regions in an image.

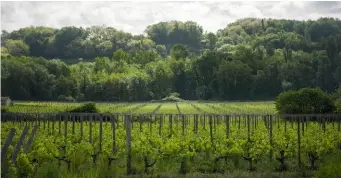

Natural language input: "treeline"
[1,17,341,101]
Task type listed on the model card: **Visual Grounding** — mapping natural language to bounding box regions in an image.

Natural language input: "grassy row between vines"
[2,101,277,114]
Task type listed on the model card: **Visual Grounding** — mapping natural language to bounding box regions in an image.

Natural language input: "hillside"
[1,17,341,101]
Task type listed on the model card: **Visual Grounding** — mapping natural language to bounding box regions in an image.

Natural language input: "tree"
[112,49,131,63]
[133,50,160,65]
[46,59,71,78]
[201,32,216,50]
[170,44,189,60]
[216,60,253,99]
[53,76,79,99]
[275,88,336,114]
[1,30,10,46]
[52,26,86,58]
[145,21,203,50]
[15,27,56,57]
[1,47,10,58]
[332,84,341,112]
[94,57,112,73]
[145,61,174,99]
[156,45,167,57]
[4,40,29,56]
[1,17,341,102]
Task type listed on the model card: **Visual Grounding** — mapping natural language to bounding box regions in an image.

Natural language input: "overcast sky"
[1,1,341,35]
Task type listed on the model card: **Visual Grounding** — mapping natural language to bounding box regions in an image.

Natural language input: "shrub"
[161,95,184,102]
[315,150,341,178]
[68,102,99,113]
[161,92,184,102]
[57,95,76,102]
[169,92,180,98]
[275,88,336,114]
[1,107,9,113]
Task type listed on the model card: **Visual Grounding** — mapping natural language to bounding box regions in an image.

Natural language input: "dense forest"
[1,17,341,101]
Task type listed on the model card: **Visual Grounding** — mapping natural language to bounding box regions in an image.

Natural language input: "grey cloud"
[307,1,341,12]
[1,1,340,35]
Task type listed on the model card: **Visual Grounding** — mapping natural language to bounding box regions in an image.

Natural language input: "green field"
[3,101,277,114]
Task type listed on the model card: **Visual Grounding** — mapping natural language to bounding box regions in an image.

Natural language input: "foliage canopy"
[275,88,336,114]
[1,18,341,101]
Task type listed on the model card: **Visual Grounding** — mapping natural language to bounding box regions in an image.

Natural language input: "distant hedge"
[275,88,336,114]
[67,102,99,113]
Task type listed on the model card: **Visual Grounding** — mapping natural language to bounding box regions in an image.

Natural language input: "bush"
[275,88,336,114]
[169,92,180,98]
[161,92,184,102]
[315,150,341,178]
[161,95,184,102]
[68,102,99,113]
[1,107,9,113]
[57,95,76,102]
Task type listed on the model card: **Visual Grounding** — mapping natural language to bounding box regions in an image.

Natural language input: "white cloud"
[1,1,340,35]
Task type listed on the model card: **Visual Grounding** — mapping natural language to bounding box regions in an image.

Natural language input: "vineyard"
[1,101,341,178]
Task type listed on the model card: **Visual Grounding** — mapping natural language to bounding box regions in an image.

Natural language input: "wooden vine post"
[269,115,273,162]
[80,115,84,137]
[159,115,162,136]
[72,114,75,135]
[47,115,50,133]
[43,116,46,130]
[64,115,68,139]
[182,115,185,136]
[194,114,198,134]
[225,115,230,138]
[112,115,116,152]
[52,115,55,134]
[209,115,213,145]
[284,117,287,133]
[245,115,253,170]
[58,115,62,135]
[336,113,341,132]
[169,114,173,137]
[302,116,305,136]
[297,116,301,167]
[89,115,93,143]
[126,115,132,175]
[180,113,187,174]
[99,115,103,151]
[139,115,143,133]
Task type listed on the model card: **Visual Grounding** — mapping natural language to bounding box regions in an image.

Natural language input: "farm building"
[1,97,12,106]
